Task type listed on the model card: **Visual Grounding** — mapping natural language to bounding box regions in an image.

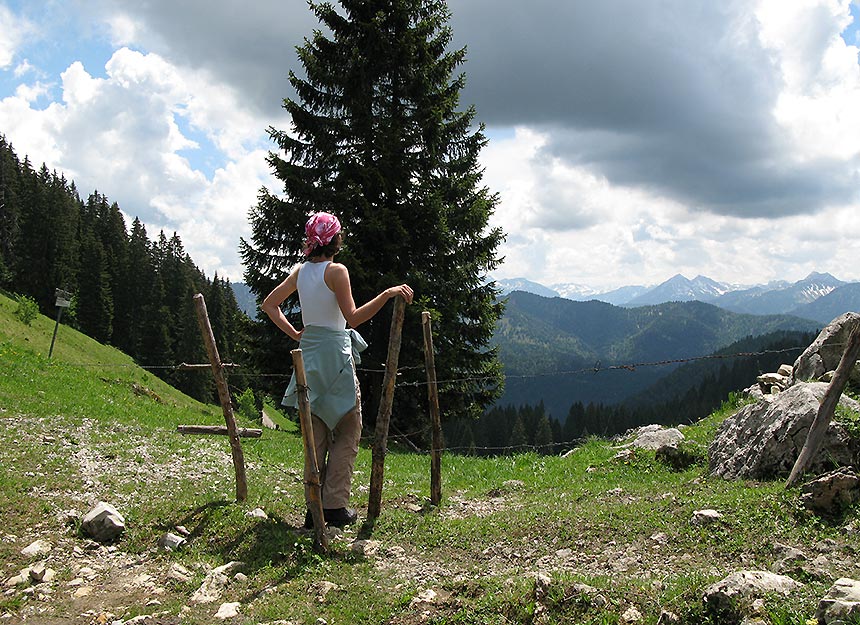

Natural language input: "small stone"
[621,606,643,623]
[21,540,52,557]
[81,502,125,543]
[246,508,268,519]
[78,567,97,579]
[691,509,723,526]
[234,573,248,583]
[350,539,380,556]
[167,563,193,583]
[29,564,55,583]
[214,602,241,619]
[174,525,191,536]
[157,532,186,551]
[73,585,93,597]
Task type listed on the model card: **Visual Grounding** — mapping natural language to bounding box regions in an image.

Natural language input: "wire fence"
[54,344,811,388]
[46,342,823,456]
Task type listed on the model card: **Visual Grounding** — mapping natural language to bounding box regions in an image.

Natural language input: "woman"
[262,212,413,527]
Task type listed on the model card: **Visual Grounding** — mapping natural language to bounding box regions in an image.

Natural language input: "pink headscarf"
[303,212,342,256]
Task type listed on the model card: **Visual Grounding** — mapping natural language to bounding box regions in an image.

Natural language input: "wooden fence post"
[193,293,248,502]
[786,326,860,488]
[291,349,328,552]
[422,312,443,507]
[367,296,407,521]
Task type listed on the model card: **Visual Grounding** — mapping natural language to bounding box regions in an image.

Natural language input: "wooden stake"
[786,326,860,488]
[422,311,443,506]
[291,349,328,552]
[177,425,262,438]
[193,293,248,502]
[367,296,407,520]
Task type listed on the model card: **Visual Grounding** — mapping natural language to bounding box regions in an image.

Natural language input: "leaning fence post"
[422,312,444,506]
[367,296,407,521]
[291,349,328,552]
[786,326,860,488]
[193,293,248,502]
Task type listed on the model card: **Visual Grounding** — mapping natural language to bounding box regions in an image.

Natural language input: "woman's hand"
[387,284,414,304]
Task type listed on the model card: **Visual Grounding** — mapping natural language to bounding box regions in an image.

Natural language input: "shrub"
[14,294,38,326]
[236,387,259,420]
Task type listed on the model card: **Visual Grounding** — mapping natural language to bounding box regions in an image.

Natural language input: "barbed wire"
[51,345,814,388]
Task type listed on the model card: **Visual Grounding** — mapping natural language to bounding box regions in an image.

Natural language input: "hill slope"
[0,292,857,623]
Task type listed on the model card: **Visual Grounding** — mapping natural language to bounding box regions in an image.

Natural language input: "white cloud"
[757,0,860,162]
[0,47,280,282]
[0,5,33,69]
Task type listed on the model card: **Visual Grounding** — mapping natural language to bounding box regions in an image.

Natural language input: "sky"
[2,0,860,292]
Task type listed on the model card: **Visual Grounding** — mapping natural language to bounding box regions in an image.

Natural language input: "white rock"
[815,577,860,623]
[704,570,802,614]
[167,563,193,583]
[157,532,186,551]
[350,539,380,556]
[621,606,643,623]
[214,602,241,619]
[632,427,685,450]
[191,561,244,604]
[691,509,723,526]
[410,588,438,606]
[21,540,52,557]
[246,508,268,519]
[81,502,125,543]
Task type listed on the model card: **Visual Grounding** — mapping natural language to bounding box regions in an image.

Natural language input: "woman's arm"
[261,267,303,341]
[326,263,413,328]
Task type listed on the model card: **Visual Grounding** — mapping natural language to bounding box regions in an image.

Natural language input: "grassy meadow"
[0,291,858,625]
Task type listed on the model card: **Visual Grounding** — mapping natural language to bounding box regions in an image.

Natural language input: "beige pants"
[311,374,362,509]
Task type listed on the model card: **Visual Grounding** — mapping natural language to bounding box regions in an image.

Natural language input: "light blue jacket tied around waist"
[282,326,368,430]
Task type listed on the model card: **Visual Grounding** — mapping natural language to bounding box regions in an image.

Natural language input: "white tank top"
[297,261,347,330]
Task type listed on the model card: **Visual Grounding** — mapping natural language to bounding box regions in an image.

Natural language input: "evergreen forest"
[0,135,251,403]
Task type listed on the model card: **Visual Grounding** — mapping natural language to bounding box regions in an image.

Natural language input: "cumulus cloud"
[0,5,34,69]
[0,46,280,282]
[3,0,860,289]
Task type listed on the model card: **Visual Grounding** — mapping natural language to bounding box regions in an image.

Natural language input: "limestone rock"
[621,606,643,623]
[246,507,268,519]
[166,563,193,583]
[792,312,860,385]
[691,509,723,526]
[631,426,685,450]
[757,372,790,394]
[214,602,241,619]
[191,561,244,604]
[350,539,381,557]
[704,570,802,616]
[801,466,860,516]
[708,383,860,480]
[81,502,125,543]
[157,532,186,551]
[21,539,52,558]
[815,577,860,623]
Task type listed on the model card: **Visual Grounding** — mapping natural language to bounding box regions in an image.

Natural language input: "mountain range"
[496,271,859,324]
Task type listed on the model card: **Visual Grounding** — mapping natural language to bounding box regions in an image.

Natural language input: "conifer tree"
[242,0,505,435]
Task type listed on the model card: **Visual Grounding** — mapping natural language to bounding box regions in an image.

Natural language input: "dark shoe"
[323,507,357,527]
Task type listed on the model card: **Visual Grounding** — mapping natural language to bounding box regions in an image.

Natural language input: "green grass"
[0,291,857,624]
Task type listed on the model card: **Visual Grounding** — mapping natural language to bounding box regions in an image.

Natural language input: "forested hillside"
[494,291,820,419]
[0,135,250,402]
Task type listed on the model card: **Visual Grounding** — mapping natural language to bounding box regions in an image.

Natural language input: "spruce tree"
[242,0,505,435]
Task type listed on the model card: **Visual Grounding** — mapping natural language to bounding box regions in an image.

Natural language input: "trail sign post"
[48,289,72,359]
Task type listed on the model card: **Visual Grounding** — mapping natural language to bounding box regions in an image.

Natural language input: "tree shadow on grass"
[163,501,359,589]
